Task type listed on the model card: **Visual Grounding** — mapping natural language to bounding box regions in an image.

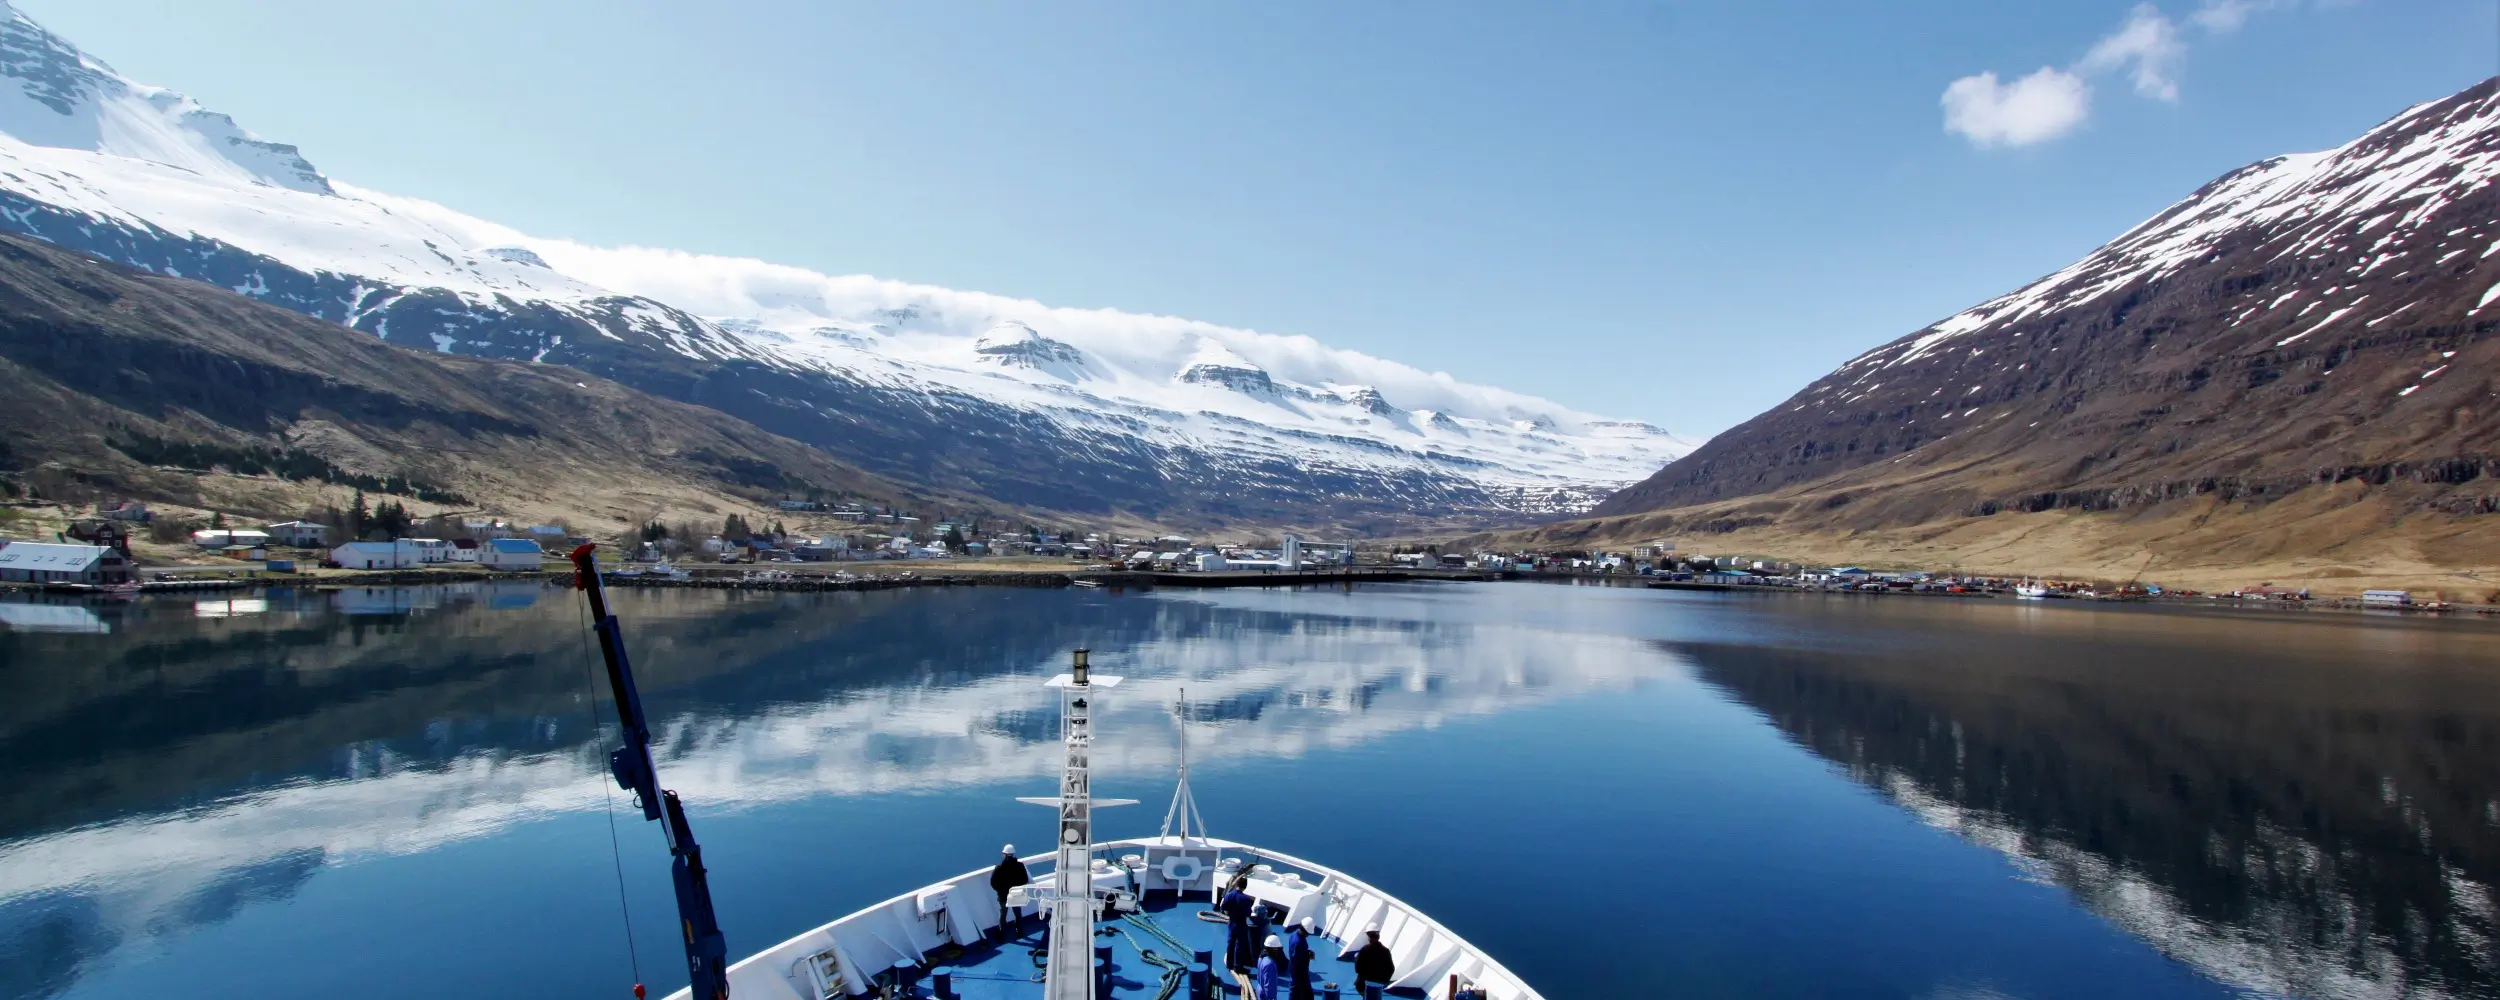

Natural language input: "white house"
[263,521,330,547]
[331,541,415,570]
[191,529,272,550]
[403,538,456,564]
[480,538,544,570]
[0,542,135,584]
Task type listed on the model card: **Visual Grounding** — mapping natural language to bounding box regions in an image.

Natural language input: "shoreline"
[12,565,2487,620]
[0,564,1503,597]
[1626,575,2500,619]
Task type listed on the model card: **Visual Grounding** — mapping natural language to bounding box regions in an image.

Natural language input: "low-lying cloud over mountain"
[0,2,1687,531]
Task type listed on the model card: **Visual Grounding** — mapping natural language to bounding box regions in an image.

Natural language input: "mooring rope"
[1119,914,1195,1000]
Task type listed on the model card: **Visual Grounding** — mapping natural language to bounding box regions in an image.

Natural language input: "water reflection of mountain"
[0,584,1121,841]
[0,583,1651,1000]
[1678,612,2500,1000]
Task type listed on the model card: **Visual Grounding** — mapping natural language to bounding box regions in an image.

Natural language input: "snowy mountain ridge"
[0,5,1686,527]
[1592,77,2500,529]
[1840,83,2500,380]
[0,1,327,195]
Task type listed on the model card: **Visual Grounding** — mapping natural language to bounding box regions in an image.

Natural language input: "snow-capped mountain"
[0,3,1687,530]
[1596,77,2500,525]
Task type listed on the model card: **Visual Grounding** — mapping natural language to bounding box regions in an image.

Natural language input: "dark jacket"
[1219,889,1255,923]
[989,854,1030,895]
[1354,939,1395,985]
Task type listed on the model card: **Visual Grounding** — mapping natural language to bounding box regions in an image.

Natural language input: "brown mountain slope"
[1553,80,2500,593]
[0,231,941,528]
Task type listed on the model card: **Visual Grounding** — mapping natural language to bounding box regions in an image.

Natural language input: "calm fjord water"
[4,581,2499,999]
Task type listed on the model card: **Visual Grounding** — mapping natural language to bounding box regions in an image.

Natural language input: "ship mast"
[1020,649,1138,1000]
[1159,686,1208,843]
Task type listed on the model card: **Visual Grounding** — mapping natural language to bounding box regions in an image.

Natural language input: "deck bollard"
[1321,984,1340,1000]
[931,972,952,1000]
[1188,962,1212,1000]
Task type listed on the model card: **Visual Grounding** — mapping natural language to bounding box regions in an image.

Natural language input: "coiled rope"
[1118,914,1195,1000]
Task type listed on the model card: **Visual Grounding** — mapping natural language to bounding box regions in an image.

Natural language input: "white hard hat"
[1366,923,1382,934]
[1002,844,1016,853]
[1302,918,1318,932]
[1265,935,1283,948]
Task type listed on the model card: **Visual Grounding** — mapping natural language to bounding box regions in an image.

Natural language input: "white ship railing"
[670,835,1545,1000]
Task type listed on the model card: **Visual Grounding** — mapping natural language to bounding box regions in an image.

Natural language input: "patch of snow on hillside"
[1865,84,2500,371]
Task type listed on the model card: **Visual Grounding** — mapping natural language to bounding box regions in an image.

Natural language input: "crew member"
[1218,873,1257,972]
[989,844,1029,938]
[1285,917,1316,1000]
[1353,924,1395,1000]
[1254,934,1287,1000]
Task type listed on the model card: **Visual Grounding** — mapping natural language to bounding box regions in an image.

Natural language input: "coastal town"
[3,495,2489,616]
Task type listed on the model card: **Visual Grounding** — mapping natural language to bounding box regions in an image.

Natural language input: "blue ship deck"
[921,890,1422,999]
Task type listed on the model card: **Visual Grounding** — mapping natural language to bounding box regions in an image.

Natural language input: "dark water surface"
[4,581,2499,999]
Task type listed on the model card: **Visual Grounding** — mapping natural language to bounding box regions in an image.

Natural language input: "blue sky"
[19,0,2495,436]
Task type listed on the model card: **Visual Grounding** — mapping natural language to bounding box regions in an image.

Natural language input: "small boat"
[1072,578,1104,589]
[565,545,1542,1000]
[2014,583,2051,600]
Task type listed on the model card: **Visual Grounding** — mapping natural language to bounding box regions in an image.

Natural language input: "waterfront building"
[0,542,135,584]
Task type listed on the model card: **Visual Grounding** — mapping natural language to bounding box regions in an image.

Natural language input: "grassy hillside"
[0,232,954,533]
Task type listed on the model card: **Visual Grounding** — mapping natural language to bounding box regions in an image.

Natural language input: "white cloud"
[1942,0,2296,149]
[2190,0,2285,33]
[1941,67,2093,147]
[2080,4,2186,101]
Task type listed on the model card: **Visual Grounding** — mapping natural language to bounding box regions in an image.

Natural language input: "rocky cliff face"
[1596,78,2500,527]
